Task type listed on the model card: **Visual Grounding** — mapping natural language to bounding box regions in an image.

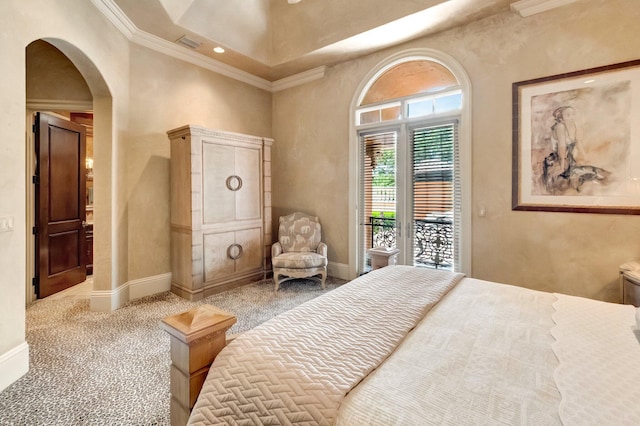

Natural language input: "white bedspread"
[336,277,562,425]
[188,266,463,425]
[552,294,640,425]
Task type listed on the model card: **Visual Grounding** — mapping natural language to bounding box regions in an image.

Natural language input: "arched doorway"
[348,49,472,278]
[24,38,113,305]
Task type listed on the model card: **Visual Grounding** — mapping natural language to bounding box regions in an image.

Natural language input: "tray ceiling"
[105,0,577,86]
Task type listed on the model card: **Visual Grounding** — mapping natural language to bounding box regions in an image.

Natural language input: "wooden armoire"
[167,125,273,300]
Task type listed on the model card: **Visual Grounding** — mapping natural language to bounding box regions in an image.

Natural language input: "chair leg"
[274,272,280,292]
[320,270,326,289]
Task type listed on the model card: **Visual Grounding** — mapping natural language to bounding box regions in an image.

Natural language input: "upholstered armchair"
[272,212,328,291]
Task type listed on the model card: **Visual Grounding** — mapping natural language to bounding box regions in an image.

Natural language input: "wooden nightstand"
[619,261,640,307]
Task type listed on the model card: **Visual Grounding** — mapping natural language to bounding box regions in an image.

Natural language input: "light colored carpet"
[0,277,346,425]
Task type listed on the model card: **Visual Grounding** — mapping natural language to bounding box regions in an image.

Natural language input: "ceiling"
[105,0,574,87]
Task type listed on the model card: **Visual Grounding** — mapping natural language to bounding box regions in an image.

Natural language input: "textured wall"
[26,40,92,102]
[126,45,272,281]
[0,0,130,387]
[272,0,640,302]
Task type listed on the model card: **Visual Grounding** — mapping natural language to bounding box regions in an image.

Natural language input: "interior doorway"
[33,112,93,298]
[25,38,109,304]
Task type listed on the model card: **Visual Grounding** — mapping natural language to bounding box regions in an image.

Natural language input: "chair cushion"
[279,212,322,253]
[272,252,328,269]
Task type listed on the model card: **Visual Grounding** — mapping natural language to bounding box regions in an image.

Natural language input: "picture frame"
[512,59,640,214]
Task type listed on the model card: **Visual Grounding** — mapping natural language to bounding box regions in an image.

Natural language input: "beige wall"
[0,0,130,390]
[0,0,272,391]
[26,40,93,102]
[2,0,638,394]
[272,0,640,302]
[126,44,272,281]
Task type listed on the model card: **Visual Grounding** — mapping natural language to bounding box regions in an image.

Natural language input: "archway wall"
[1,0,275,392]
[0,0,130,390]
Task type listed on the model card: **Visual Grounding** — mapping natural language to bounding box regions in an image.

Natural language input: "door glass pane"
[359,131,397,271]
[411,123,456,269]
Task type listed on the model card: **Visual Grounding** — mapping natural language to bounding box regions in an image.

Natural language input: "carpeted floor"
[0,277,346,425]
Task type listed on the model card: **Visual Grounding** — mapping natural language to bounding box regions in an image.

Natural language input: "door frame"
[25,101,93,304]
[348,48,473,279]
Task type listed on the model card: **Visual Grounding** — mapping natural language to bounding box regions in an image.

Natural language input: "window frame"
[348,49,472,279]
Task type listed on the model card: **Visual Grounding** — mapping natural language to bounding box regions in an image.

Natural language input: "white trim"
[129,272,172,300]
[130,30,273,92]
[89,272,173,312]
[91,0,323,92]
[349,48,472,279]
[26,99,93,111]
[327,261,350,281]
[89,0,136,39]
[510,0,578,17]
[271,66,327,92]
[0,342,29,393]
[90,283,129,312]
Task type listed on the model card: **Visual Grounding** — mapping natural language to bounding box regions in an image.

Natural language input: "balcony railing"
[366,216,453,270]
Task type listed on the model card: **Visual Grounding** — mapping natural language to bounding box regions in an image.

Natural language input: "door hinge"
[32,276,39,291]
[32,226,38,235]
[32,175,39,185]
[32,123,36,134]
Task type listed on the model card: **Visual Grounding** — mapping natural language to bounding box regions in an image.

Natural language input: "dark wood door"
[35,112,87,298]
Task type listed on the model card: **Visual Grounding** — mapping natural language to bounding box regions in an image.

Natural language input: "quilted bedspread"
[188,266,464,425]
[334,278,563,425]
[333,279,640,425]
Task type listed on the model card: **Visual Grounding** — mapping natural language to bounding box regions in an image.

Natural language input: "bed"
[185,265,640,425]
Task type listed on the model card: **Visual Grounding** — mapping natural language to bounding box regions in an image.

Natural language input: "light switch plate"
[0,216,14,232]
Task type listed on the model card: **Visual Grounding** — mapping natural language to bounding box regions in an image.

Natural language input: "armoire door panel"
[203,143,235,223]
[204,231,236,281]
[235,227,263,273]
[235,147,261,221]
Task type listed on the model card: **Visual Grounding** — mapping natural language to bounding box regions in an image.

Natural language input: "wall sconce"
[86,158,94,179]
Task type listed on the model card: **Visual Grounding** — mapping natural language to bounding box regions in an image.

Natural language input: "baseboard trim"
[328,262,350,281]
[90,273,173,312]
[90,283,129,312]
[0,342,29,393]
[129,273,172,300]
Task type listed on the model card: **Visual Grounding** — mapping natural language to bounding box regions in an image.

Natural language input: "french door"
[358,119,459,273]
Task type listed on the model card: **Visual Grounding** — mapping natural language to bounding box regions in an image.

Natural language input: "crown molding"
[130,30,273,91]
[90,0,321,92]
[26,99,93,111]
[271,66,327,92]
[510,0,578,17]
[89,0,136,39]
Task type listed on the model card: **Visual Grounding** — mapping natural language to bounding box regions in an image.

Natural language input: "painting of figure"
[529,81,631,196]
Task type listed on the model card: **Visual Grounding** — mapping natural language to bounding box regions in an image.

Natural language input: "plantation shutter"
[358,130,398,271]
[410,121,460,270]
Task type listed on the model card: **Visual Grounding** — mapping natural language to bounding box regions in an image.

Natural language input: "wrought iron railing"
[365,216,453,269]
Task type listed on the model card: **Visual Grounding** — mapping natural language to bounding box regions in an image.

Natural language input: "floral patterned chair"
[271,212,328,291]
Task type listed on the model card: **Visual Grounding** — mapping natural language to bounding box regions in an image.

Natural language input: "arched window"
[349,50,471,276]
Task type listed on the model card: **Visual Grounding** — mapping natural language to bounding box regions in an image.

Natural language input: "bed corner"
[160,305,237,426]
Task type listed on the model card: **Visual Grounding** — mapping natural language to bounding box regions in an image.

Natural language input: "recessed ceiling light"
[288,0,301,4]
[584,79,595,84]
[213,47,225,54]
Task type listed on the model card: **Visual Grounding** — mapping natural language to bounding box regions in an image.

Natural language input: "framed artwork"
[512,59,640,214]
